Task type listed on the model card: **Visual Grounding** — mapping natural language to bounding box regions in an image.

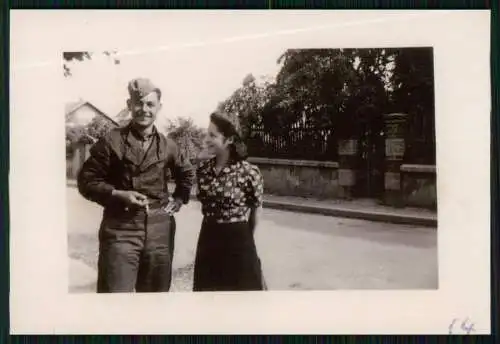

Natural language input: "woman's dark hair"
[210,111,248,161]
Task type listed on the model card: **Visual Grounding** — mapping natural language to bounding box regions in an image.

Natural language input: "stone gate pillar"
[338,138,358,199]
[383,113,408,207]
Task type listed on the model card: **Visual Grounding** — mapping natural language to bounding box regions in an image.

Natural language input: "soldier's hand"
[112,190,149,207]
[164,198,183,215]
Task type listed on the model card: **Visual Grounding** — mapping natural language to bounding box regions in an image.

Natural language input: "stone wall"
[248,157,437,209]
[67,152,437,209]
[248,157,340,199]
[401,164,437,210]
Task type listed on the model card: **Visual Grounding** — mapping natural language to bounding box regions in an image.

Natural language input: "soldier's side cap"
[128,78,160,100]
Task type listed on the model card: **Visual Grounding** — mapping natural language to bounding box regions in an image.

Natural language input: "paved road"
[67,187,438,292]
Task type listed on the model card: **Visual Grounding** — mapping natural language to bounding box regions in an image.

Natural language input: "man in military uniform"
[77,78,195,293]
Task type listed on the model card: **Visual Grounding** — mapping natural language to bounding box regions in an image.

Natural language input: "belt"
[204,215,249,224]
[122,202,166,213]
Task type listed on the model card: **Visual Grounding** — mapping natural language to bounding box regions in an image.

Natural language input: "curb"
[67,181,436,228]
[187,193,437,228]
[262,200,437,228]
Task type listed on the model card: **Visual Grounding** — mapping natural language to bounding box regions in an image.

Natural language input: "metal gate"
[354,117,385,199]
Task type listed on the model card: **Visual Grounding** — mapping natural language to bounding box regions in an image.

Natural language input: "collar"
[127,123,158,142]
[207,156,239,174]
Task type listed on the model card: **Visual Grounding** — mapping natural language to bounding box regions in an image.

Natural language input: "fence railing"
[247,126,339,161]
[247,128,435,164]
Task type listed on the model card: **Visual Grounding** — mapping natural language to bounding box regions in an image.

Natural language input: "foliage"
[86,115,116,140]
[216,73,270,139]
[66,124,86,159]
[63,52,91,77]
[216,47,435,163]
[389,48,435,163]
[272,49,352,129]
[164,117,206,163]
[63,51,120,77]
[66,114,206,164]
[390,48,434,116]
[65,116,116,159]
[271,49,394,133]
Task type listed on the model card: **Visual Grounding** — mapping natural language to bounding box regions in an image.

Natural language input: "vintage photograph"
[11,9,491,334]
[65,46,438,293]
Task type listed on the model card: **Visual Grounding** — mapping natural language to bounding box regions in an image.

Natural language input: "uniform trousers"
[97,206,176,293]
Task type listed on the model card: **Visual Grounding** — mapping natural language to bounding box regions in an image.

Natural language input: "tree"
[64,50,122,156]
[272,49,393,131]
[213,48,435,163]
[63,52,91,77]
[390,48,434,115]
[65,124,86,159]
[341,49,393,135]
[63,51,120,77]
[164,117,206,163]
[65,116,117,160]
[103,50,121,65]
[214,49,397,159]
[217,73,270,140]
[86,116,117,140]
[389,47,435,163]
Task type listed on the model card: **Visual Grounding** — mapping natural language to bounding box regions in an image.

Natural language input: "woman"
[193,111,265,291]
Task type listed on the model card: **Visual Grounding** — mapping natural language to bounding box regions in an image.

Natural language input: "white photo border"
[9,9,491,334]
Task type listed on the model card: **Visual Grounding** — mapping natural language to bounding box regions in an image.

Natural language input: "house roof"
[65,100,119,126]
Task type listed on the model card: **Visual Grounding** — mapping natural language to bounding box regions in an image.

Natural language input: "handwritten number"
[449,318,476,334]
[461,318,476,334]
[448,319,458,334]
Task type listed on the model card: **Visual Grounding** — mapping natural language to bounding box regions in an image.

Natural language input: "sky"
[61,10,394,130]
[64,42,284,129]
[61,11,421,130]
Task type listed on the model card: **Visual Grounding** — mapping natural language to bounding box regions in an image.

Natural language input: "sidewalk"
[67,179,437,227]
[263,195,437,227]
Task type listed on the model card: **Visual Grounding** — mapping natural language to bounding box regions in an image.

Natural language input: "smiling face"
[203,120,233,157]
[128,91,162,129]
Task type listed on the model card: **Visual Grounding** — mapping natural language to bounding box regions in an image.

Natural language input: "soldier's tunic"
[77,124,194,293]
[193,157,265,291]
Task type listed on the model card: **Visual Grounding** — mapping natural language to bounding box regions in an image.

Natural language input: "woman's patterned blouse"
[196,157,264,223]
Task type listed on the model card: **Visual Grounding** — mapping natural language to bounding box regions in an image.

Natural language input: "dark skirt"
[193,218,264,291]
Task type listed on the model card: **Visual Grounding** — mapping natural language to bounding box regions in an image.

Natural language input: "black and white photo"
[10,10,491,334]
[65,46,438,293]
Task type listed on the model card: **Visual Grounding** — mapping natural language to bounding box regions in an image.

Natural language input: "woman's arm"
[248,206,262,234]
[246,163,264,234]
